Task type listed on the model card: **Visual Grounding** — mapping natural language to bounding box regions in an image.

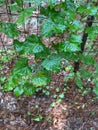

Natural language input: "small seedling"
[42,89,50,96]
[63,88,67,92]
[55,88,60,92]
[59,93,65,99]
[52,94,57,99]
[33,115,43,122]
[50,102,55,107]
[46,86,50,89]
[46,115,52,122]
[34,105,39,109]
[27,111,32,116]
[57,98,62,103]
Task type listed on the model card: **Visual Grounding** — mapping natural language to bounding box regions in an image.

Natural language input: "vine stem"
[73,15,94,73]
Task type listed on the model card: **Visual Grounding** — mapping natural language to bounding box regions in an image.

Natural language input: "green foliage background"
[0,0,98,97]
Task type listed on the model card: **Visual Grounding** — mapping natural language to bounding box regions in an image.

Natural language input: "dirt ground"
[0,73,98,130]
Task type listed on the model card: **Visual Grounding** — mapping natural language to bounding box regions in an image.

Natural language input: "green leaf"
[32,71,51,86]
[55,24,66,34]
[56,88,60,92]
[33,115,43,122]
[13,57,32,76]
[86,26,98,40]
[80,54,95,65]
[14,35,45,54]
[80,68,91,78]
[70,34,82,43]
[54,42,80,52]
[59,93,65,99]
[57,52,78,61]
[49,0,57,8]
[0,22,2,30]
[26,34,40,42]
[42,54,62,72]
[5,79,15,91]
[65,10,76,21]
[14,87,24,97]
[0,23,19,38]
[87,6,98,15]
[41,7,66,36]
[77,5,87,14]
[50,102,55,107]
[15,0,23,7]
[94,63,98,72]
[40,6,51,17]
[31,0,59,7]
[64,42,80,52]
[41,19,66,37]
[32,76,48,86]
[25,42,44,53]
[17,7,35,24]
[41,19,55,37]
[31,0,42,6]
[69,20,83,31]
[14,40,24,52]
[93,84,98,96]
[40,5,65,18]
[24,83,36,96]
[65,0,76,11]
[76,78,83,89]
[0,0,5,6]
[35,48,50,60]
[5,75,22,91]
[9,2,20,12]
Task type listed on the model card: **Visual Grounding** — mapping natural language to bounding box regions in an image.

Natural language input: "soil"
[0,72,98,130]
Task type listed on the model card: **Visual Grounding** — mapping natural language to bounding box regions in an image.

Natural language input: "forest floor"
[0,72,98,130]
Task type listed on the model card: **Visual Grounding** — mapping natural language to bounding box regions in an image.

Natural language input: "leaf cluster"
[1,0,98,97]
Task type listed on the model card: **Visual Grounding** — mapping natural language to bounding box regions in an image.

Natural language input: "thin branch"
[74,15,94,73]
